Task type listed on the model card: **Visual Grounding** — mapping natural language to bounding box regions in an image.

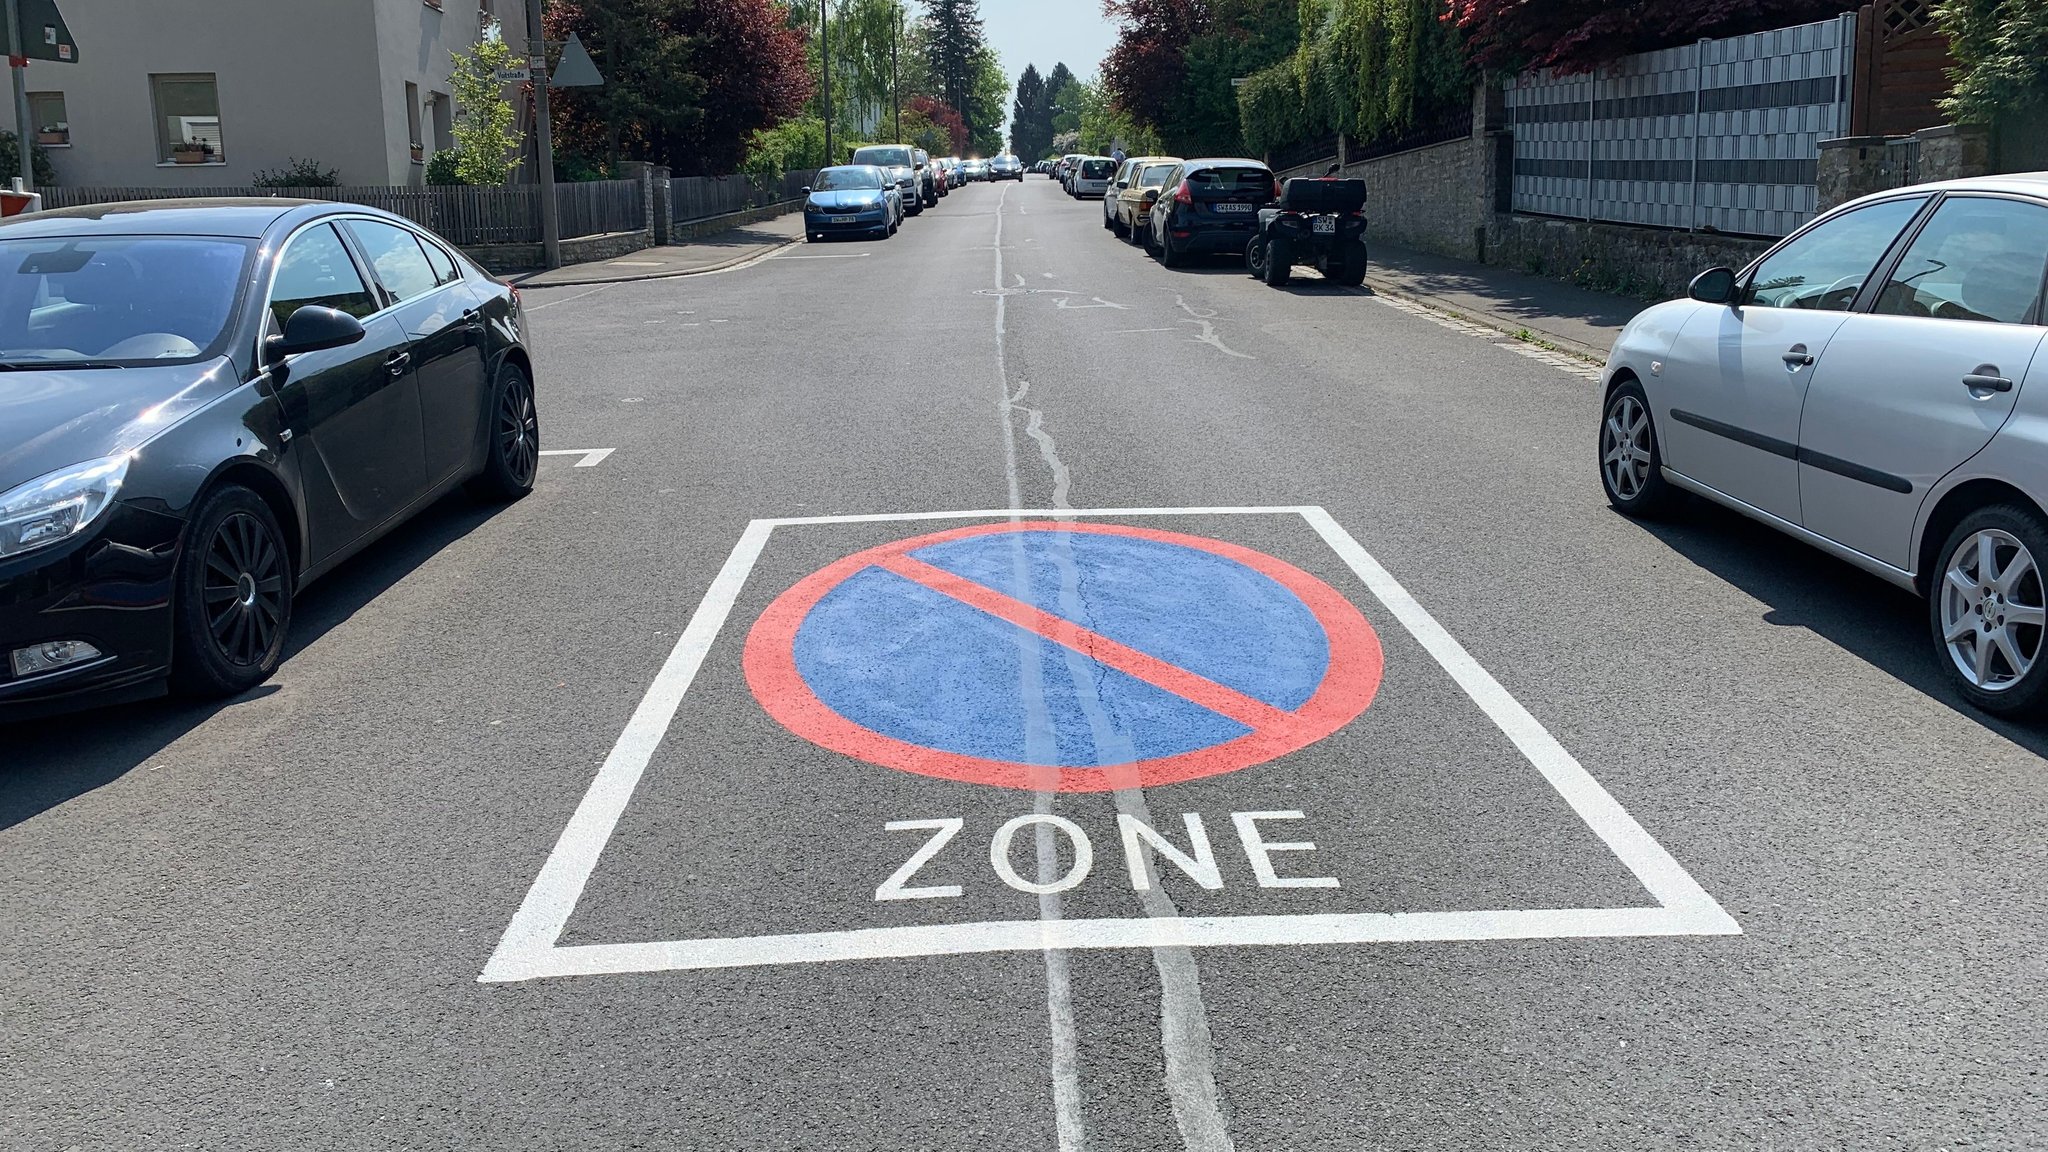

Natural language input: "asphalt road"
[7,176,2045,1151]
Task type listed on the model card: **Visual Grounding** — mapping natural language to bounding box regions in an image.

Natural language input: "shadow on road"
[1633,495,2048,756]
[0,494,505,832]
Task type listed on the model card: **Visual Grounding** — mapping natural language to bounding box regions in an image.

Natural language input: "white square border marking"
[481,506,1739,983]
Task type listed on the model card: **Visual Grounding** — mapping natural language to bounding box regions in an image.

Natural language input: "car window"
[419,233,461,286]
[852,146,913,168]
[1743,196,1927,311]
[1187,167,1271,190]
[1139,163,1176,187]
[1114,160,1136,184]
[345,219,440,304]
[1081,159,1115,178]
[1873,197,2048,325]
[270,224,378,330]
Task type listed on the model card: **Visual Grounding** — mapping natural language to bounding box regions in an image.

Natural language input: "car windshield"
[1138,163,1177,186]
[0,236,252,366]
[1081,160,1116,178]
[852,146,913,168]
[814,168,883,191]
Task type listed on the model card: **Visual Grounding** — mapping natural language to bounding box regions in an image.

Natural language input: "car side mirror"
[800,186,812,195]
[1688,267,1739,305]
[266,305,367,364]
[1142,189,1161,203]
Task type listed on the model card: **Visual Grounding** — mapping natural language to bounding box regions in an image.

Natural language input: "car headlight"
[0,455,129,559]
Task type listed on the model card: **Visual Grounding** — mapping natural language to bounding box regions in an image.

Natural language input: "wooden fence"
[36,180,646,246]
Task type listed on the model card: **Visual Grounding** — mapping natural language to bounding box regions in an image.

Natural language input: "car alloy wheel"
[497,371,540,489]
[1938,526,2046,694]
[1601,392,1654,502]
[203,511,287,668]
[1246,238,1267,280]
[170,484,294,698]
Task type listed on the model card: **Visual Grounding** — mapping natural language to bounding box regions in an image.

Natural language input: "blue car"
[803,165,901,241]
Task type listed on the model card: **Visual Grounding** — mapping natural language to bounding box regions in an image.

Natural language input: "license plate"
[1313,217,1336,234]
[1215,203,1253,213]
[830,216,857,224]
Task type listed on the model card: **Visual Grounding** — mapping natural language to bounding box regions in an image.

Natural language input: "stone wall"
[1484,216,1771,301]
[462,227,652,275]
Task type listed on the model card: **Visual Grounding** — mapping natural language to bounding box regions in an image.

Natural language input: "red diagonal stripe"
[875,554,1296,732]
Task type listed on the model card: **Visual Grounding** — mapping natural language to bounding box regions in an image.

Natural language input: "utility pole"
[820,0,833,165]
[890,5,900,144]
[523,0,560,268]
[5,0,32,190]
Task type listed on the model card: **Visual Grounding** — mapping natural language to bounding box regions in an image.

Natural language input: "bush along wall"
[1239,0,1468,158]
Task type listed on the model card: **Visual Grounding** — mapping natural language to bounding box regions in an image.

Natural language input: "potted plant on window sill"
[34,126,65,146]
[410,141,425,163]
[171,141,214,165]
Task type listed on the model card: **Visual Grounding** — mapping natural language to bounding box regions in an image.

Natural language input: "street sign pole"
[5,0,32,190]
[890,6,899,144]
[523,0,559,269]
[820,0,832,165]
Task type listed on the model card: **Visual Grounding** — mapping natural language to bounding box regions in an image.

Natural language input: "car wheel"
[1103,211,1115,231]
[1597,380,1675,517]
[1160,230,1184,268]
[168,485,293,699]
[1246,238,1268,280]
[467,361,539,504]
[1930,506,2048,717]
[1262,236,1290,285]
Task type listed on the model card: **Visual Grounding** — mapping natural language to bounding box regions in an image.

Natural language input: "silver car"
[849,144,923,217]
[1600,174,2048,715]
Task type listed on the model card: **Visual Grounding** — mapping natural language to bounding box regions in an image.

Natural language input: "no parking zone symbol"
[744,521,1383,793]
[482,507,1739,983]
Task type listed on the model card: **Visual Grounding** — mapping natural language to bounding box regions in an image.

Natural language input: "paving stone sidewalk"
[1364,241,1655,362]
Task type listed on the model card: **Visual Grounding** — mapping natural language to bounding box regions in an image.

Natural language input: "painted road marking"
[744,521,1383,792]
[481,507,1740,983]
[538,448,615,468]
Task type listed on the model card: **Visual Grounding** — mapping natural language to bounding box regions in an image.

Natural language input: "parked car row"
[1091,154,1372,286]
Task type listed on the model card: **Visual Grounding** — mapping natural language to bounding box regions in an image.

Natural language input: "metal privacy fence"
[670,172,816,224]
[37,179,647,246]
[1504,14,1858,237]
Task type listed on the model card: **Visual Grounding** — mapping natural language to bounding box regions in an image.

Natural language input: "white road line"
[989,181,1091,1152]
[538,448,616,468]
[771,252,872,259]
[993,190,1235,1152]
[523,282,617,312]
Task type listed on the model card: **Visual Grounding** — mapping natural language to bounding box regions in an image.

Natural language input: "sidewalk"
[512,212,807,288]
[1364,241,1652,362]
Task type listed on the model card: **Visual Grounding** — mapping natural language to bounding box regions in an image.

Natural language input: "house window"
[27,92,66,146]
[151,74,223,164]
[405,81,423,164]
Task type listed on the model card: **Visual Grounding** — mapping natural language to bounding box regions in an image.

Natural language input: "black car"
[1144,159,1280,268]
[0,199,538,718]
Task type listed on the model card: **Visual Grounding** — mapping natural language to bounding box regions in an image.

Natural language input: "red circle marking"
[744,521,1384,793]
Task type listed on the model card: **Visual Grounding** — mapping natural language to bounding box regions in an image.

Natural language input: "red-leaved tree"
[1101,0,1213,130]
[1449,0,1848,73]
[909,95,971,154]
[544,0,814,176]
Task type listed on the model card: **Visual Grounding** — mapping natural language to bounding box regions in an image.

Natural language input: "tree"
[545,0,815,176]
[920,0,987,133]
[1939,0,2048,122]
[1102,0,1211,131]
[1449,0,1844,73]
[447,37,523,185]
[1045,62,1083,137]
[910,93,969,152]
[1010,64,1052,159]
[969,46,1008,154]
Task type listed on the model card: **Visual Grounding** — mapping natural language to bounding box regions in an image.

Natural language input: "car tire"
[1262,237,1291,286]
[1929,505,2048,717]
[1246,238,1268,280]
[1103,211,1115,231]
[168,484,293,699]
[467,360,539,504]
[1330,246,1368,287]
[1160,231,1184,268]
[1597,379,1676,518]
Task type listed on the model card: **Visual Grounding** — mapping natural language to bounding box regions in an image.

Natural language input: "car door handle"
[385,351,412,376]
[1782,345,1816,368]
[1964,367,2014,393]
[461,307,483,327]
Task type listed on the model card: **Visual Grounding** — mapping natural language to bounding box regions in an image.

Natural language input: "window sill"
[157,159,226,167]
[37,142,71,148]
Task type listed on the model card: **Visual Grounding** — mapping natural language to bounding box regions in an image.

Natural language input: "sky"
[978,0,1119,139]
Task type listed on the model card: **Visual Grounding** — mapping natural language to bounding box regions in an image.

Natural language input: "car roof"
[1183,158,1270,170]
[1831,172,2048,217]
[0,198,323,238]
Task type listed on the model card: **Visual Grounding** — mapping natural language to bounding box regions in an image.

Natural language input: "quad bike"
[1245,177,1368,287]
